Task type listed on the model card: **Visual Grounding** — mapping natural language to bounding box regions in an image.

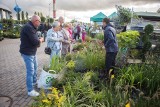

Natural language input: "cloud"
[1,0,159,12]
[0,0,159,22]
[56,0,160,11]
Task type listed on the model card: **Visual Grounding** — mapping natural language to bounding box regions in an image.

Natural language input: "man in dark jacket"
[102,18,118,78]
[20,15,44,97]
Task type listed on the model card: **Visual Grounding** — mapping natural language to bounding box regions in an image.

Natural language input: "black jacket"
[103,24,118,52]
[19,21,40,55]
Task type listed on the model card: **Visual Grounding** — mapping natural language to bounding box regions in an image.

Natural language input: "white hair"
[52,21,60,28]
[31,15,40,22]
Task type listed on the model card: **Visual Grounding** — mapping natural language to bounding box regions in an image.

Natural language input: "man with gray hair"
[20,15,44,97]
[47,21,63,62]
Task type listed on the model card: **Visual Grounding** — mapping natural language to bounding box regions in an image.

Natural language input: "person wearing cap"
[47,21,63,61]
[20,15,44,97]
[102,18,118,79]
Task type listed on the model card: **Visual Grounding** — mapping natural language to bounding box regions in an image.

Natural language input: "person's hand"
[39,37,44,43]
[71,39,75,42]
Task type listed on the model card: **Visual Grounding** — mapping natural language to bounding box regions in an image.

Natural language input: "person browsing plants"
[46,21,63,62]
[101,18,118,79]
[20,15,44,97]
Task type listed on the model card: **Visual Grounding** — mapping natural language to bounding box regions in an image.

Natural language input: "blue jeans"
[21,54,38,92]
[50,49,61,63]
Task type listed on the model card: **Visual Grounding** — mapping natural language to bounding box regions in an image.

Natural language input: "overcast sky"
[0,0,160,22]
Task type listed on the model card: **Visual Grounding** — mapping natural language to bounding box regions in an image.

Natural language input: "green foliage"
[85,36,92,42]
[2,30,20,38]
[33,55,160,107]
[0,30,3,41]
[26,12,28,20]
[65,53,72,61]
[144,24,154,35]
[70,19,78,23]
[32,88,66,107]
[141,24,154,61]
[116,5,137,24]
[17,12,20,20]
[116,62,160,96]
[41,16,46,23]
[21,11,25,20]
[83,43,105,70]
[49,56,65,73]
[40,12,43,17]
[1,19,14,30]
[72,42,105,72]
[47,18,54,23]
[32,35,160,106]
[95,33,104,41]
[73,43,84,51]
[117,30,140,48]
[37,12,40,16]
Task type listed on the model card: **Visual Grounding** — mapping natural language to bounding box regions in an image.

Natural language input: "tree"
[141,24,154,62]
[38,12,40,16]
[21,11,25,20]
[41,16,46,23]
[17,12,20,21]
[47,18,54,24]
[116,5,137,24]
[26,12,28,20]
[34,12,37,15]
[71,19,77,23]
[40,12,43,17]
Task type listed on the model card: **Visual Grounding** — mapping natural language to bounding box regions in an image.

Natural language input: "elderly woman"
[47,21,63,61]
[61,23,71,56]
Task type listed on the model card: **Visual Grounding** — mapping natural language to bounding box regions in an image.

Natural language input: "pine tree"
[38,12,40,16]
[17,12,20,20]
[21,11,25,20]
[34,12,37,15]
[26,12,28,20]
[40,12,43,17]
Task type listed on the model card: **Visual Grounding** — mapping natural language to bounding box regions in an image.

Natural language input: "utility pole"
[53,0,56,20]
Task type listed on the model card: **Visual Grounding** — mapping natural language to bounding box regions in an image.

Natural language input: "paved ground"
[0,39,50,107]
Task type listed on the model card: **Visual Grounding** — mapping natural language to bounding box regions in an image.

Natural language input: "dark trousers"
[74,33,80,40]
[105,52,117,75]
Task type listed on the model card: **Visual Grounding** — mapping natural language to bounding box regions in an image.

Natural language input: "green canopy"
[108,12,117,19]
[90,12,107,22]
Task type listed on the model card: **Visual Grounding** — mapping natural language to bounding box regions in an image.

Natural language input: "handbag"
[45,47,51,55]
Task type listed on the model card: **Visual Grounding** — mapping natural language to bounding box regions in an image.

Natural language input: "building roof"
[135,12,160,21]
[0,4,12,13]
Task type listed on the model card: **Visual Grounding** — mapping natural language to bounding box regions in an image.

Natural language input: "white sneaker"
[28,90,39,97]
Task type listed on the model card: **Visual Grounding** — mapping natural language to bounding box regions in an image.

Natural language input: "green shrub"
[117,30,140,48]
[95,33,104,41]
[49,56,65,73]
[141,24,154,61]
